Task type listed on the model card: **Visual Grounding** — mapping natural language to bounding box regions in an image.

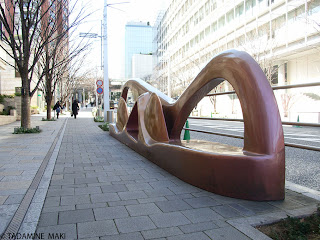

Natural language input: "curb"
[229,181,320,240]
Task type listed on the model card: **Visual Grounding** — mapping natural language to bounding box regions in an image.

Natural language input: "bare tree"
[37,27,91,120]
[0,0,88,128]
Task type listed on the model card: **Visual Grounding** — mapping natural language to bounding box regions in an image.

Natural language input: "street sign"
[97,87,103,94]
[96,80,103,86]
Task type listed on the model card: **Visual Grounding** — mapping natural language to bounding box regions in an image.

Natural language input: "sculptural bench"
[110,50,285,201]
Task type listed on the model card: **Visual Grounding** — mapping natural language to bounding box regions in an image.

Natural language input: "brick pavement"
[0,108,319,240]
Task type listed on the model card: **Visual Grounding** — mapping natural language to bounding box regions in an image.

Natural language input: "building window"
[288,5,304,23]
[308,0,320,15]
[246,0,256,16]
[211,21,217,32]
[227,10,234,23]
[284,62,288,83]
[235,3,244,19]
[271,65,278,85]
[267,0,275,6]
[218,16,225,29]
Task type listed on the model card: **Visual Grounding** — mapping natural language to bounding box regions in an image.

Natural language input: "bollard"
[107,110,114,123]
[183,120,190,140]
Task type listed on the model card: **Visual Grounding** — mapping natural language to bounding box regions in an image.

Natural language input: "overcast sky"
[73,0,170,79]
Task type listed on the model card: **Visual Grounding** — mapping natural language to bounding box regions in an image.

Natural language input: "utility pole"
[103,0,110,122]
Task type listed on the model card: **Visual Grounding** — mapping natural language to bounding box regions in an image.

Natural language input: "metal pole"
[168,56,171,98]
[103,0,110,122]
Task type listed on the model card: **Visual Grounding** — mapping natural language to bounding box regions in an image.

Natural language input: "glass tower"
[125,22,153,79]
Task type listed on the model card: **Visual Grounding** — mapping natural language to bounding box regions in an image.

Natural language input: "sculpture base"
[110,125,285,201]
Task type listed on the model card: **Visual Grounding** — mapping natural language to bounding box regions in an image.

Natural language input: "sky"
[72,0,170,79]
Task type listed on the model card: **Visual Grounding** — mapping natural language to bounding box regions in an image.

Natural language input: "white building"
[153,0,320,122]
[132,54,153,80]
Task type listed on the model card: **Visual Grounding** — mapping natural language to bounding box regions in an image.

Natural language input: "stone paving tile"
[50,178,74,186]
[149,212,191,228]
[37,223,77,240]
[138,196,168,204]
[165,193,194,201]
[42,205,75,213]
[141,227,183,239]
[93,206,129,220]
[268,198,305,210]
[126,203,162,216]
[63,173,86,179]
[212,205,243,218]
[228,203,256,217]
[37,212,59,227]
[238,201,279,213]
[167,232,211,240]
[205,226,251,240]
[101,184,128,193]
[118,190,148,200]
[76,202,107,210]
[3,194,24,204]
[182,208,224,223]
[100,232,144,240]
[149,180,178,189]
[0,181,32,190]
[125,183,153,191]
[120,175,144,181]
[43,197,60,208]
[184,196,221,208]
[115,216,157,233]
[99,176,122,182]
[0,195,8,205]
[0,204,19,233]
[108,199,139,207]
[168,185,202,194]
[75,186,102,195]
[144,188,175,198]
[59,209,95,224]
[155,199,193,212]
[91,193,120,203]
[75,177,98,184]
[178,221,219,233]
[46,188,74,197]
[77,220,118,239]
[60,193,90,204]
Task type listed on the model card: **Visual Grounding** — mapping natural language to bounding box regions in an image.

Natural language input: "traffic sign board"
[97,87,103,94]
[96,80,103,86]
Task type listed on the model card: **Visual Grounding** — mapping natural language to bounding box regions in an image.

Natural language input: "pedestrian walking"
[72,100,79,119]
[53,101,62,119]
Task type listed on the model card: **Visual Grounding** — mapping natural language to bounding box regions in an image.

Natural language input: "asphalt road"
[183,119,320,192]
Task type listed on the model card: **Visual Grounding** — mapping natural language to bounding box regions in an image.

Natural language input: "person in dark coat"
[53,101,62,119]
[72,100,79,119]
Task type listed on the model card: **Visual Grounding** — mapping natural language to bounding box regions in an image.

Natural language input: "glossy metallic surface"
[110,50,285,201]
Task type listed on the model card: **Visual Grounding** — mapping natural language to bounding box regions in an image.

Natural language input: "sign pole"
[103,0,110,122]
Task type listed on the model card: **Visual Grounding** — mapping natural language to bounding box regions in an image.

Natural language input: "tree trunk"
[21,91,31,129]
[46,96,52,120]
[46,91,53,120]
[20,72,31,129]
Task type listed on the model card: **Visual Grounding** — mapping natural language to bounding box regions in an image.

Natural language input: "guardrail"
[186,82,320,152]
[183,127,320,152]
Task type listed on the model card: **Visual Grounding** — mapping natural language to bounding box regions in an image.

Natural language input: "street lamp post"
[81,1,128,122]
[103,0,110,122]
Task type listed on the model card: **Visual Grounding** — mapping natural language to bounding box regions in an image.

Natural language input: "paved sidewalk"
[1,108,320,240]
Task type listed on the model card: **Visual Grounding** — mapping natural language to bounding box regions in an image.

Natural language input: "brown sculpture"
[110,50,285,201]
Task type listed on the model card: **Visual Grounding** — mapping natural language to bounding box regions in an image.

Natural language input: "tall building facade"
[132,54,153,79]
[125,21,153,79]
[153,0,320,121]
